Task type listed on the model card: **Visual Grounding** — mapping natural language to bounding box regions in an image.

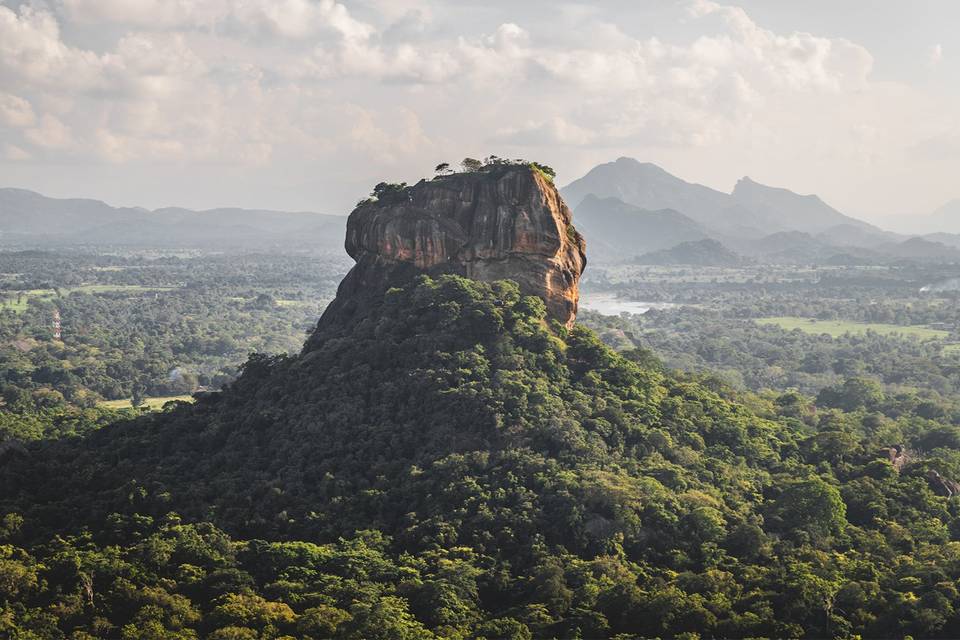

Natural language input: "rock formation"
[927,469,960,497]
[316,164,586,333]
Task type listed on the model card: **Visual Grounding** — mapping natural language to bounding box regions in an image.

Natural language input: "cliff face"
[317,166,586,334]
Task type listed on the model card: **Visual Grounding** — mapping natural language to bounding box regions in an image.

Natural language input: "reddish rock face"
[321,165,586,329]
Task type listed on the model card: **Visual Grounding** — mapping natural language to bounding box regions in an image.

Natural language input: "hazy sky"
[1,0,958,224]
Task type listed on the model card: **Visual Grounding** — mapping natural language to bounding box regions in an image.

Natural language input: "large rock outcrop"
[316,165,586,335]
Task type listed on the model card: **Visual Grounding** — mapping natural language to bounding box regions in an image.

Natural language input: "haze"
[1,0,958,225]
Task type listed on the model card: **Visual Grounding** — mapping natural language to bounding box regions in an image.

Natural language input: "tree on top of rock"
[461,158,483,172]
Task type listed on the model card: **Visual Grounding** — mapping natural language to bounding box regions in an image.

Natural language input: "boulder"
[318,165,586,332]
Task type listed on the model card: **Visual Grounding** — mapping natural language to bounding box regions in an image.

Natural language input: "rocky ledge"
[316,164,586,334]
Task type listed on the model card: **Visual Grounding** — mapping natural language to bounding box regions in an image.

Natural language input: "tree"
[435,162,451,174]
[530,162,556,181]
[772,477,847,543]
[817,377,884,412]
[131,384,147,408]
[461,158,483,172]
[371,182,408,200]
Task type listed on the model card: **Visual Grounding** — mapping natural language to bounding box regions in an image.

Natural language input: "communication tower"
[52,308,62,340]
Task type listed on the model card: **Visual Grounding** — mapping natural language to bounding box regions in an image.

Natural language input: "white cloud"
[346,106,431,163]
[0,93,36,127]
[0,5,109,91]
[24,114,73,149]
[3,143,30,160]
[928,43,943,67]
[0,0,956,217]
[60,0,375,40]
[495,117,596,146]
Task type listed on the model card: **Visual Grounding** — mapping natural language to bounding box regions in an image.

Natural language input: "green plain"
[98,395,195,410]
[756,316,949,340]
[0,285,176,313]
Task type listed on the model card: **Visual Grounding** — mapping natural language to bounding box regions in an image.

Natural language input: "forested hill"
[5,274,960,638]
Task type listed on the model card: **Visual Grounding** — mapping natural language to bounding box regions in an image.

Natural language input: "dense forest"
[0,251,348,442]
[5,275,960,637]
[584,306,960,399]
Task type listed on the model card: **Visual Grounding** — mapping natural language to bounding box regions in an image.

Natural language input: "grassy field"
[69,284,176,295]
[756,317,950,340]
[276,299,319,308]
[0,289,56,312]
[0,296,30,312]
[0,285,176,313]
[98,395,195,410]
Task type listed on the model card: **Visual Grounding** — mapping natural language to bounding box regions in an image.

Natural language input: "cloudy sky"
[1,0,957,224]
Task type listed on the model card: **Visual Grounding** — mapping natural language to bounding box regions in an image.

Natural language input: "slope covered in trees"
[4,275,960,638]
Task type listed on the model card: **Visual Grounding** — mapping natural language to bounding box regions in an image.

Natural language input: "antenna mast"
[52,308,62,340]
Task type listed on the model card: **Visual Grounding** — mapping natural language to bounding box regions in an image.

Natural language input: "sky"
[1,0,958,226]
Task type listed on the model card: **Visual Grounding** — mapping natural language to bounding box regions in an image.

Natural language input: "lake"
[579,293,677,316]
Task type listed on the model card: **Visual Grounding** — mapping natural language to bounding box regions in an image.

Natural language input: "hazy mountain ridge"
[636,238,744,266]
[562,158,886,238]
[572,194,709,259]
[563,158,733,227]
[898,199,960,235]
[559,158,960,263]
[0,187,346,249]
[5,167,956,263]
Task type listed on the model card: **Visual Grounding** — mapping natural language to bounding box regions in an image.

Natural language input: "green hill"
[636,238,744,266]
[4,275,960,638]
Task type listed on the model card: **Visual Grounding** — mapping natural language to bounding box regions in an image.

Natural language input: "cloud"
[0,93,35,127]
[0,5,110,92]
[346,106,431,162]
[928,43,943,67]
[0,0,956,217]
[494,117,596,146]
[60,0,375,40]
[24,114,73,149]
[1,0,879,162]
[3,143,30,160]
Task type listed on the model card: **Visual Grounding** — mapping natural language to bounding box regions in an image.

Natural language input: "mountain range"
[0,187,346,250]
[4,159,960,263]
[562,157,879,237]
[571,194,709,259]
[919,199,960,234]
[636,238,745,266]
[560,157,960,264]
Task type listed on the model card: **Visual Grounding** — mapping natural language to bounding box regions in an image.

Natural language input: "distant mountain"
[562,157,884,239]
[0,188,146,237]
[729,177,876,235]
[815,223,900,248]
[636,238,744,266]
[879,237,960,261]
[923,232,960,249]
[563,159,731,223]
[0,187,346,250]
[729,230,881,264]
[739,231,831,262]
[573,195,709,259]
[916,199,960,234]
[873,200,960,236]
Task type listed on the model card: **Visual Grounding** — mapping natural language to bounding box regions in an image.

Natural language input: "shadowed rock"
[315,165,586,335]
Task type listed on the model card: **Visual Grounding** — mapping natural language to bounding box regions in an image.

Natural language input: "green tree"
[772,477,847,543]
[461,158,483,172]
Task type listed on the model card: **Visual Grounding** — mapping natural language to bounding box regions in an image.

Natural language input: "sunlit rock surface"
[317,165,586,334]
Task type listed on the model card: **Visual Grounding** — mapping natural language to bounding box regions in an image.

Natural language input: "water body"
[579,293,677,316]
